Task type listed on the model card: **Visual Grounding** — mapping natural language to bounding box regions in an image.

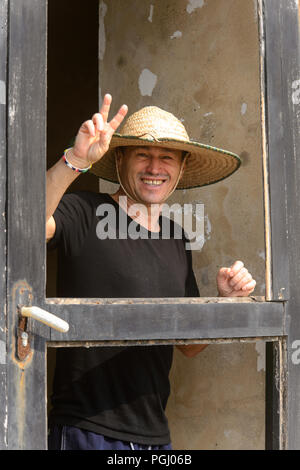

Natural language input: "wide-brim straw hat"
[90,106,241,189]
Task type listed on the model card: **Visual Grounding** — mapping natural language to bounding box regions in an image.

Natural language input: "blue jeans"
[48,425,172,451]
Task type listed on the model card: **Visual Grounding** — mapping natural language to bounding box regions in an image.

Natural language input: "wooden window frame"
[0,0,299,450]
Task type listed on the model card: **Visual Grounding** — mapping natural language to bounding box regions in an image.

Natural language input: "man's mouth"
[141,178,167,186]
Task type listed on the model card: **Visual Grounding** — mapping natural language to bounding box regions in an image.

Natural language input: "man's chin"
[120,184,171,205]
[137,191,169,206]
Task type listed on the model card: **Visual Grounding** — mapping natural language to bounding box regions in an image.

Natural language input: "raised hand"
[68,94,128,168]
[217,260,256,297]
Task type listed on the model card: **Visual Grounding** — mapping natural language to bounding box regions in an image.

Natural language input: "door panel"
[6,0,48,450]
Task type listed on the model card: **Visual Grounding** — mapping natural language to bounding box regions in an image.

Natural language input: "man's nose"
[145,157,161,174]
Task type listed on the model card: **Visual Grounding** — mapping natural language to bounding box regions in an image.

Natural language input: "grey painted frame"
[262,0,300,450]
[1,0,299,450]
[0,0,8,451]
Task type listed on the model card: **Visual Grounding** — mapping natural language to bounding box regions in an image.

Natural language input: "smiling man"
[115,145,185,203]
[46,94,256,450]
[110,145,186,232]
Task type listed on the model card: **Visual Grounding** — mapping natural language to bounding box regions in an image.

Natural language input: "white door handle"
[21,306,69,333]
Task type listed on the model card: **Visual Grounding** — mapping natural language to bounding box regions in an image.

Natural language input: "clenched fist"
[217,260,256,297]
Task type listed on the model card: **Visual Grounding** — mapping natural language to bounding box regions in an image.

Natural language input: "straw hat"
[90,106,241,189]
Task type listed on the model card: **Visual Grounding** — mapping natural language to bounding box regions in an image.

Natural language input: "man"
[46,94,256,450]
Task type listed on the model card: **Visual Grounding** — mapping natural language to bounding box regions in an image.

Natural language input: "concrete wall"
[98,0,266,449]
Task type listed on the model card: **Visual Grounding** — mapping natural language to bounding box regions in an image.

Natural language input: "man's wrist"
[64,148,91,171]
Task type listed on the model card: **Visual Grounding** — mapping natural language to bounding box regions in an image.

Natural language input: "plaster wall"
[98,0,266,449]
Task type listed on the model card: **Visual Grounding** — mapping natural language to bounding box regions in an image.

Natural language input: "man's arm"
[46,95,128,242]
[46,156,81,241]
[177,261,256,358]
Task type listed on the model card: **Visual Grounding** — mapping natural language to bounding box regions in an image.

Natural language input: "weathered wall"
[98,0,266,449]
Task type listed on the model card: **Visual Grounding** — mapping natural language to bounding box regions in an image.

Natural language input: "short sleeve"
[47,191,96,256]
[185,249,200,297]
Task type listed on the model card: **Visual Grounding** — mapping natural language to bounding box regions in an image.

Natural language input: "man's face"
[117,146,184,205]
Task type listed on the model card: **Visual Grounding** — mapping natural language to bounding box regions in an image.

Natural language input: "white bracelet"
[62,148,92,173]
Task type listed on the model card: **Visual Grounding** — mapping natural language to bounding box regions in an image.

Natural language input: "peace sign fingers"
[107,103,128,135]
[71,95,128,166]
[99,93,113,123]
[100,93,128,132]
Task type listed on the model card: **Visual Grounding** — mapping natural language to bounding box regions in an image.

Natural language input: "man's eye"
[137,153,148,158]
[161,155,172,160]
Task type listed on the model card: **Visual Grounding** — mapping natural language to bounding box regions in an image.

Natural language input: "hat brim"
[90,134,241,189]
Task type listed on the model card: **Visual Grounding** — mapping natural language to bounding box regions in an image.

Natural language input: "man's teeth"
[142,179,164,185]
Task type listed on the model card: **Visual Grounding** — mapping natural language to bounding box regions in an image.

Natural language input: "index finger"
[100,93,112,122]
[229,260,244,277]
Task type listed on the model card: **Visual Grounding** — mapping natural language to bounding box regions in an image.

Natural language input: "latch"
[17,312,31,362]
[17,305,69,361]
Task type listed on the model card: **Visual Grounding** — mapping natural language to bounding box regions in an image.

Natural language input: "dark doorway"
[47,0,99,297]
[46,0,100,421]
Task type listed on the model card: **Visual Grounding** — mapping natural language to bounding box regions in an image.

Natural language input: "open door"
[2,0,299,450]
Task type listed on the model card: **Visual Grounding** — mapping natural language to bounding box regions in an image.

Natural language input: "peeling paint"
[205,214,211,240]
[170,31,182,40]
[0,340,5,364]
[241,102,247,115]
[0,80,6,105]
[186,0,205,14]
[138,68,157,96]
[255,341,266,371]
[4,402,7,434]
[278,287,286,300]
[9,99,16,123]
[99,1,107,61]
[292,79,300,105]
[148,4,154,22]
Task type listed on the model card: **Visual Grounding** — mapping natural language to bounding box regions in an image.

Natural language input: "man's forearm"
[46,97,128,223]
[46,152,81,221]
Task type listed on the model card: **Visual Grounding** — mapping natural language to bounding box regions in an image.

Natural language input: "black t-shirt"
[48,191,199,445]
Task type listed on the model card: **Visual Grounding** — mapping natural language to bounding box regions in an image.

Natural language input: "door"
[2,0,299,450]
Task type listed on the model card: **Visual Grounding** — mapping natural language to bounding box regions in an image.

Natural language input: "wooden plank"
[45,297,286,342]
[262,0,291,302]
[0,0,8,451]
[258,0,273,301]
[264,0,300,449]
[6,0,48,449]
[265,340,288,450]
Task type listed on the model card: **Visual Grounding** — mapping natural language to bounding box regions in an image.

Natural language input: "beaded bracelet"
[62,148,92,173]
